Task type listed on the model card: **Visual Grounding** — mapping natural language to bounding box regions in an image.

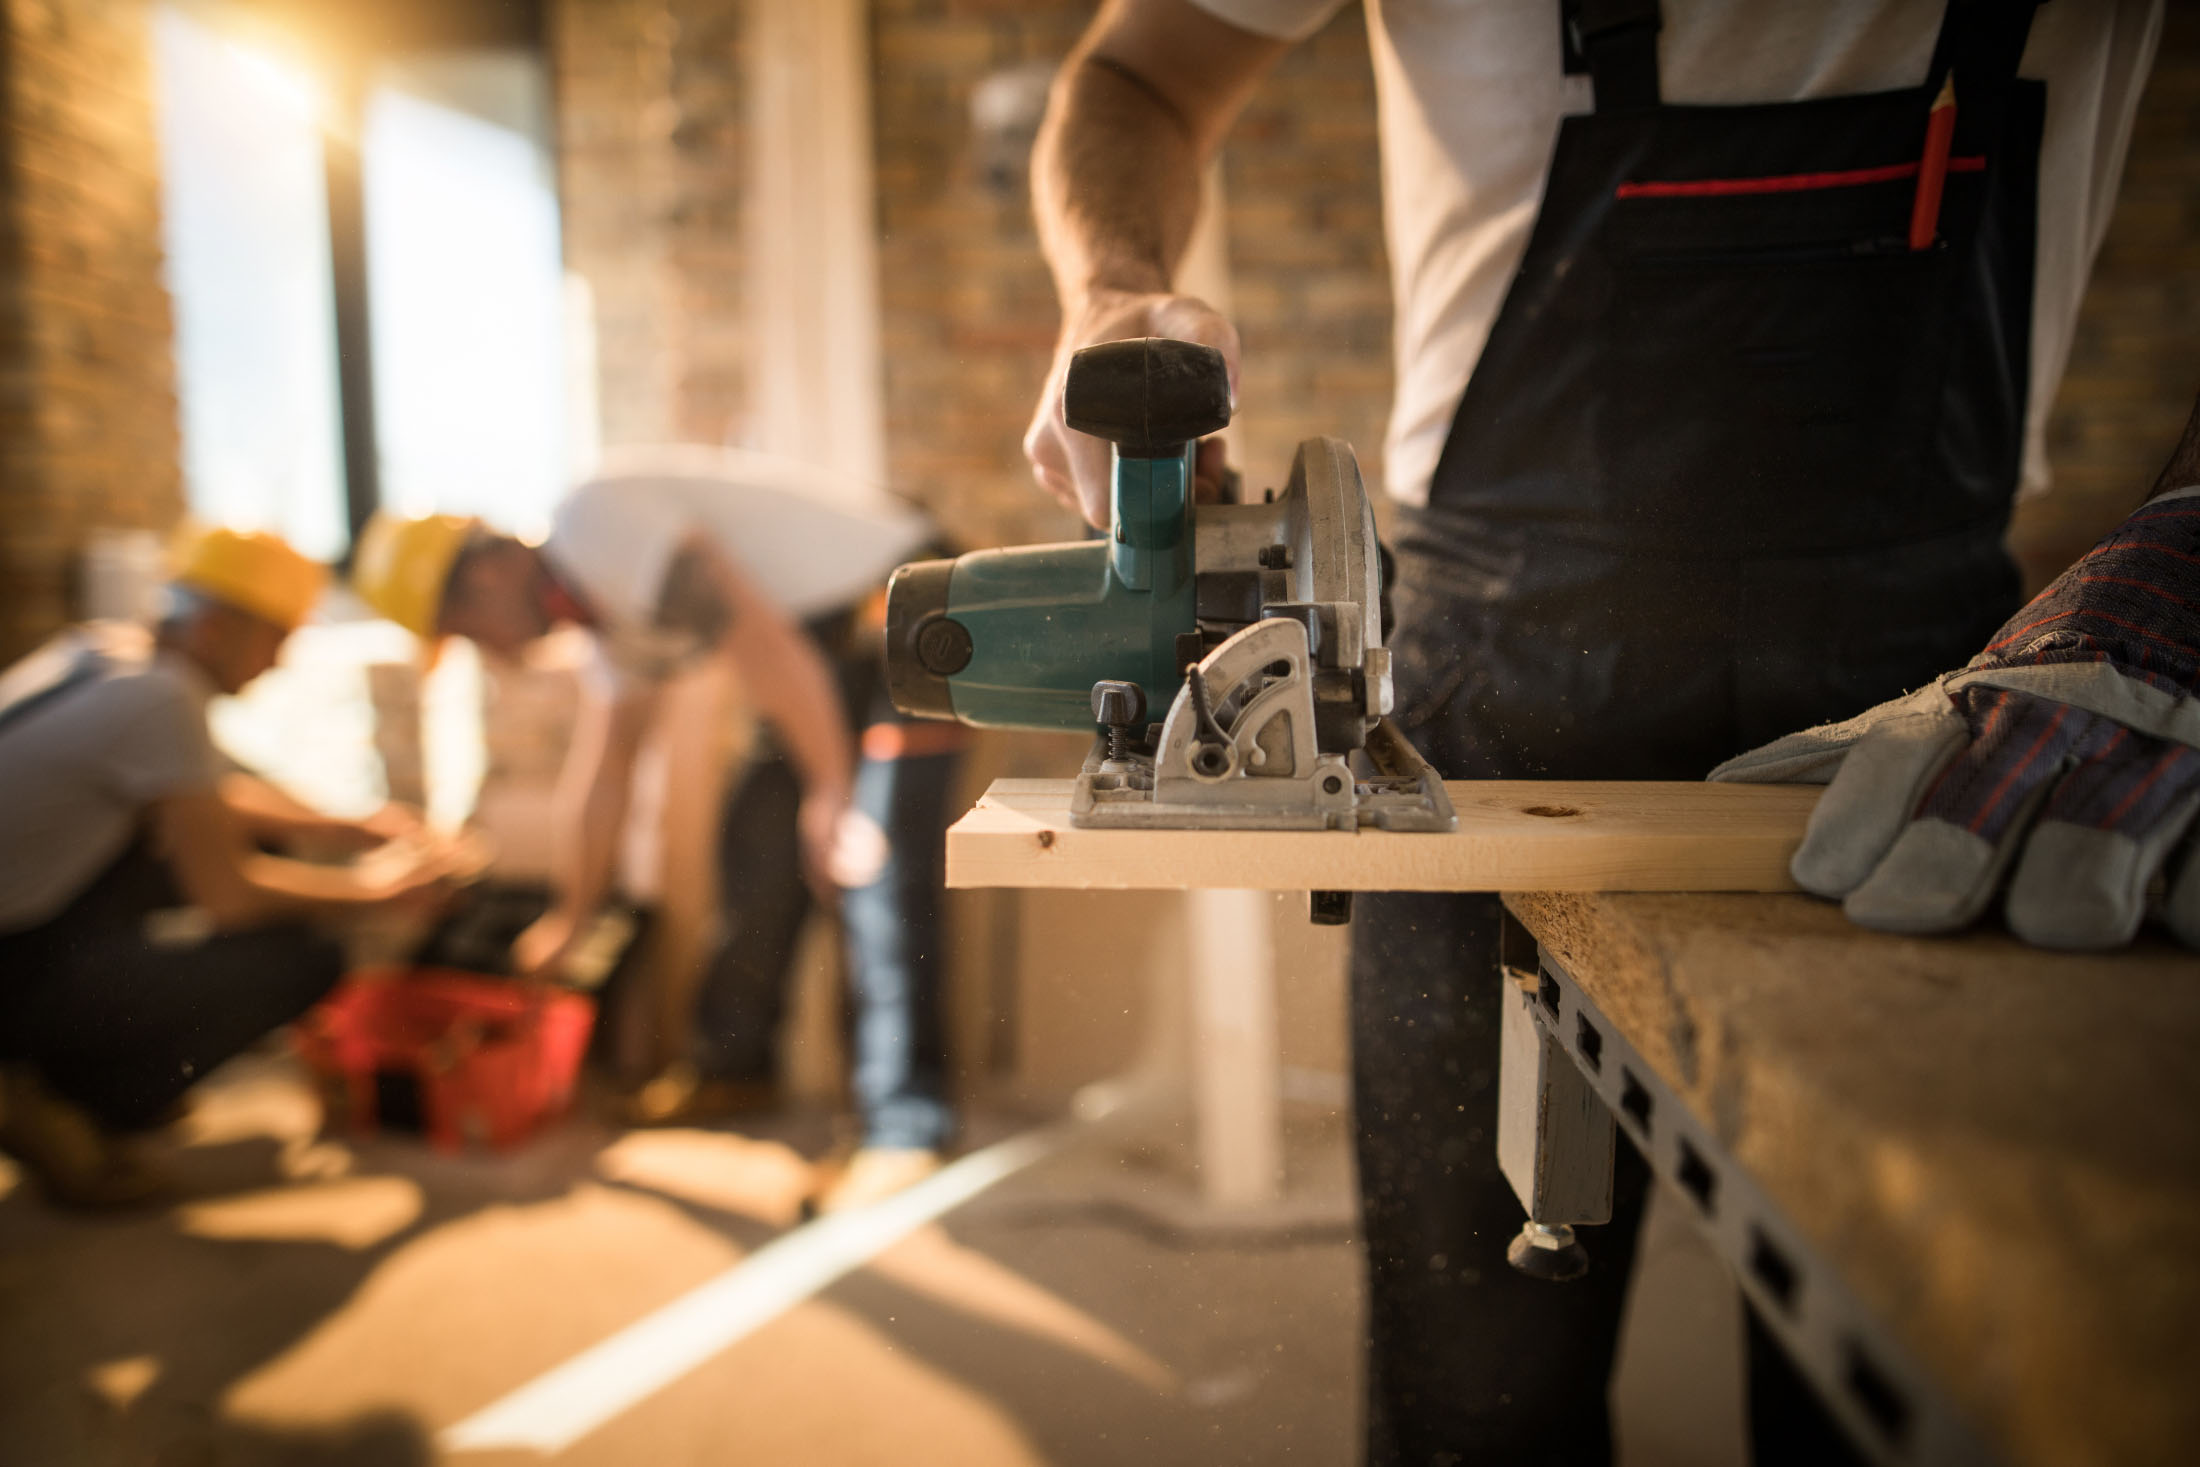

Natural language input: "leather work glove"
[1712,486,2200,950]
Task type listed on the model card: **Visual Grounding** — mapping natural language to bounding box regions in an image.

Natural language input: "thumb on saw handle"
[1025,289,1241,529]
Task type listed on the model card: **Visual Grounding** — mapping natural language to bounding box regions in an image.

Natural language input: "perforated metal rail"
[1526,947,2002,1467]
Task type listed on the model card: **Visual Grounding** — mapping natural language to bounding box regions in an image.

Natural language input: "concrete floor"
[0,1049,1362,1466]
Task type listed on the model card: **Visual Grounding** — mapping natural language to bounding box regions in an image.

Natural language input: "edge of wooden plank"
[947,779,1819,892]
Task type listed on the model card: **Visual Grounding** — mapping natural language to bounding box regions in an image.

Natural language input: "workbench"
[1503,891,2200,1467]
[945,778,2200,1466]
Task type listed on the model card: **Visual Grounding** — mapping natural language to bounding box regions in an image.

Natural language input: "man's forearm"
[156,790,369,928]
[1033,46,1208,308]
[237,855,397,914]
[548,686,653,924]
[737,629,853,805]
[703,543,854,805]
[553,729,635,923]
[554,775,625,922]
[1033,1,1285,308]
[1022,3,1289,522]
[156,807,401,930]
[220,772,350,843]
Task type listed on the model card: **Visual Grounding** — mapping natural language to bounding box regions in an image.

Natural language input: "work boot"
[0,1066,167,1209]
[614,1061,776,1128]
[812,1145,943,1215]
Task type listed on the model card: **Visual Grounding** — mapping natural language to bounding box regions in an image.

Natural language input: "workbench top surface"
[1506,891,2200,1467]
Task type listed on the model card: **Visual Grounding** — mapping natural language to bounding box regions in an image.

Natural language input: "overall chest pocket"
[1593,164,1982,555]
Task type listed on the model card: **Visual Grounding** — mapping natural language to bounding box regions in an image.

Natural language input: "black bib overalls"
[1348,3,2043,1462]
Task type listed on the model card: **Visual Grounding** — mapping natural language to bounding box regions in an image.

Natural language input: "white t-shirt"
[542,446,933,684]
[1193,0,2162,505]
[0,627,219,933]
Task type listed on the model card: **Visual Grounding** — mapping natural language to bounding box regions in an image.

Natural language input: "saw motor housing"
[885,337,1453,834]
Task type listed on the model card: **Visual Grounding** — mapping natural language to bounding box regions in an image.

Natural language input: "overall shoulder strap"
[1561,0,1662,114]
[0,646,101,737]
[1926,0,2044,152]
[1562,1,2042,126]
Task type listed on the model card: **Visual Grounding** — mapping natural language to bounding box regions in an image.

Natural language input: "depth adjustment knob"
[1090,680,1147,763]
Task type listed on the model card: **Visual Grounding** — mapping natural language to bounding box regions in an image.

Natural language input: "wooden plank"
[946,779,1821,892]
[1507,892,2200,1467]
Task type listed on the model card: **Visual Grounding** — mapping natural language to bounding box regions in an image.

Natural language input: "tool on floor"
[885,337,1454,838]
[296,969,595,1153]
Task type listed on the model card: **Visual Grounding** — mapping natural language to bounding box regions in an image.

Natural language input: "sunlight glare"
[221,37,324,125]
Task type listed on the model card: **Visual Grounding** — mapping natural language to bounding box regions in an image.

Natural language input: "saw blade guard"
[1071,435,1453,833]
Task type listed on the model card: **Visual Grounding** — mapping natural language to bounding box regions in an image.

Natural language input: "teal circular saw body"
[884,337,1454,837]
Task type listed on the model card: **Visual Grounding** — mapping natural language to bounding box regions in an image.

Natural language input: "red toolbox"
[295,969,595,1152]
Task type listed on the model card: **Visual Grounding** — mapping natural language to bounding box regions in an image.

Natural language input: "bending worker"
[1024,1,2179,1461]
[356,449,964,1208]
[0,528,451,1207]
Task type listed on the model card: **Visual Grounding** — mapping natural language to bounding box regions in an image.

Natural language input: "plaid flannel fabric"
[1926,496,2200,843]
[1715,490,2200,949]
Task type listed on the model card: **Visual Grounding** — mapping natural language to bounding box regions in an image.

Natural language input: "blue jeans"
[842,747,959,1150]
[694,742,959,1152]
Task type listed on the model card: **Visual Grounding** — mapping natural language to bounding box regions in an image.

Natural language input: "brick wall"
[547,0,679,449]
[870,0,1087,552]
[0,0,182,664]
[665,0,745,447]
[549,0,747,455]
[2014,2,2200,591]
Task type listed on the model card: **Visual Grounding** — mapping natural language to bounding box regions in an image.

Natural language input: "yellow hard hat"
[171,525,327,631]
[352,511,476,639]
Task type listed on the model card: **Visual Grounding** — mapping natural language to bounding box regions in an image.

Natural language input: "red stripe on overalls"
[1615,156,1985,199]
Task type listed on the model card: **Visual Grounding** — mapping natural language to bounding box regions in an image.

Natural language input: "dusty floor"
[0,1050,1362,1466]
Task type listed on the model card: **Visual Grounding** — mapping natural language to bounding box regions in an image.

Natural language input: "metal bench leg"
[1496,964,1615,1281]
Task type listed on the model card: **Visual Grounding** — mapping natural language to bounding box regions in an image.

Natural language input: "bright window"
[152,5,347,561]
[364,55,568,541]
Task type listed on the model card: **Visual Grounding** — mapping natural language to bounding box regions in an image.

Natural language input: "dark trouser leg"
[841,748,958,1151]
[1360,517,2024,1465]
[4,923,343,1131]
[692,757,811,1082]
[1352,890,1650,1467]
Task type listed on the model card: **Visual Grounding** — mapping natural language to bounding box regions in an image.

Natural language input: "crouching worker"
[0,528,453,1207]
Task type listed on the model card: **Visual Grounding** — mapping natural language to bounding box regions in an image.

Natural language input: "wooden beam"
[1186,888,1282,1208]
[745,0,886,483]
[946,779,1820,893]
